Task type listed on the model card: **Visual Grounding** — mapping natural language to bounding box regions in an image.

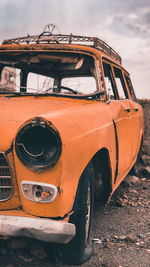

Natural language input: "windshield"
[0,51,98,96]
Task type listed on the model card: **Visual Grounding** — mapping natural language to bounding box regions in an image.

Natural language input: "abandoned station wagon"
[0,25,144,264]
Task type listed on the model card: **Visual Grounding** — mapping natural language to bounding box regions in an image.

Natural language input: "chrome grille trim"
[0,186,13,189]
[0,152,13,201]
[0,176,11,179]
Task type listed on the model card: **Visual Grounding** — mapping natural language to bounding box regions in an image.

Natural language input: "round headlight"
[15,118,62,172]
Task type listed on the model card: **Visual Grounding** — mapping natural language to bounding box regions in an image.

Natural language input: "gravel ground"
[0,99,150,267]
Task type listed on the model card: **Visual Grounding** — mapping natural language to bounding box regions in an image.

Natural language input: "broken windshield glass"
[0,51,99,97]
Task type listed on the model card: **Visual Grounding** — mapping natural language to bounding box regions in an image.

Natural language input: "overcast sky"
[0,0,150,98]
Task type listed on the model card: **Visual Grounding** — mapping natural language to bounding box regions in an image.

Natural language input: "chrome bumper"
[0,215,76,243]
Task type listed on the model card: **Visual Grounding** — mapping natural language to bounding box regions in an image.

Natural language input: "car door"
[102,61,134,185]
[124,73,144,159]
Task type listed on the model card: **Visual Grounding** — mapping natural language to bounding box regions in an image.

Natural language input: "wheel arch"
[91,147,112,202]
[72,147,112,212]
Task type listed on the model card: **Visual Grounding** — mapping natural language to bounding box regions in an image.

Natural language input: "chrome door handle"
[134,107,139,112]
[124,107,130,113]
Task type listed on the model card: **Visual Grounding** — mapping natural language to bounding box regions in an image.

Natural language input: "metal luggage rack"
[2,24,122,64]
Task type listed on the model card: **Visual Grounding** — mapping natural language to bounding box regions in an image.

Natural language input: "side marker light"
[21,181,58,203]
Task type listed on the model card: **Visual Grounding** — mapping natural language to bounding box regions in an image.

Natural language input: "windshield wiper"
[57,90,106,99]
[44,90,106,99]
[47,85,78,95]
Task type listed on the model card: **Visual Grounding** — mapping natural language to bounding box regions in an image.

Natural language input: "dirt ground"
[0,99,150,267]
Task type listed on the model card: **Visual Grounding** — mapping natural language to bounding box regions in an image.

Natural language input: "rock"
[141,167,150,178]
[130,201,138,207]
[125,175,141,185]
[145,238,150,245]
[140,238,150,248]
[114,235,127,241]
[145,166,150,174]
[138,234,146,239]
[135,242,141,246]
[118,243,126,247]
[122,192,128,199]
[128,189,138,194]
[141,155,150,165]
[103,238,115,249]
[9,237,30,249]
[127,233,137,243]
[105,241,114,249]
[113,197,128,207]
[6,265,14,267]
[92,238,102,244]
[143,185,149,190]
[138,202,144,206]
[118,235,127,241]
[30,243,47,259]
[142,154,150,161]
[145,249,150,254]
[140,242,147,248]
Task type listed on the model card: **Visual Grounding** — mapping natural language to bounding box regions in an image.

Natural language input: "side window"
[125,75,137,102]
[102,62,118,99]
[113,67,129,99]
[0,66,20,92]
[27,73,54,93]
[61,76,96,94]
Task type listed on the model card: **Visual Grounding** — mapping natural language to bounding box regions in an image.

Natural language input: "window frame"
[124,73,137,102]
[102,61,119,100]
[113,66,129,100]
[101,57,130,101]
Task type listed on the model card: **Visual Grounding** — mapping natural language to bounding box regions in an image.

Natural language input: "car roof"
[1,33,122,65]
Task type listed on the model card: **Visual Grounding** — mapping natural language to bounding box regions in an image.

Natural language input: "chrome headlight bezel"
[15,118,62,172]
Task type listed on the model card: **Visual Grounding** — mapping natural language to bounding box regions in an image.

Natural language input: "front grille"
[0,152,13,201]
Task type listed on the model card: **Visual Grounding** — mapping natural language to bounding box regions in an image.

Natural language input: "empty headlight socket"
[15,117,62,173]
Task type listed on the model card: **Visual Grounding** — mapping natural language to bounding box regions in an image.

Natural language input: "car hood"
[0,95,98,151]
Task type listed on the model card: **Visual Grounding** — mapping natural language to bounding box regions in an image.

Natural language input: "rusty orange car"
[0,25,144,264]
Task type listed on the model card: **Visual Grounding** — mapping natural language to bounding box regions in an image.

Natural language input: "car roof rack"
[2,25,122,64]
